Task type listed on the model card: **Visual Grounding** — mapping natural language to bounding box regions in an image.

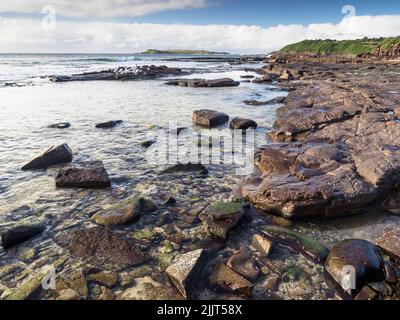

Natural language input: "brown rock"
[376,228,400,263]
[87,271,118,288]
[53,227,150,271]
[354,286,377,300]
[55,161,111,188]
[209,262,254,298]
[230,117,258,130]
[251,234,273,257]
[227,246,260,281]
[166,78,239,88]
[22,144,73,170]
[192,109,229,128]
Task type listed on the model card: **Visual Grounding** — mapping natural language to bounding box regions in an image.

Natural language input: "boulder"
[199,202,245,239]
[376,228,400,262]
[230,117,258,130]
[251,234,273,257]
[166,249,207,299]
[91,196,157,226]
[55,161,111,188]
[227,246,260,281]
[2,222,45,249]
[165,78,239,88]
[192,109,229,128]
[209,262,254,298]
[161,163,208,175]
[260,225,329,264]
[22,144,73,170]
[53,227,150,271]
[325,240,384,295]
[48,122,71,129]
[95,120,123,129]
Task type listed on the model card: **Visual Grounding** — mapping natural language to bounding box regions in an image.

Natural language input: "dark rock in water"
[325,240,384,294]
[95,120,123,129]
[22,144,73,170]
[227,246,260,281]
[376,228,400,263]
[2,222,45,249]
[48,122,71,129]
[55,161,111,189]
[91,196,157,227]
[260,225,329,264]
[244,96,286,106]
[383,261,398,284]
[192,109,229,128]
[161,163,208,175]
[50,65,183,82]
[230,117,258,130]
[165,78,240,88]
[368,281,393,296]
[169,127,188,136]
[166,249,207,299]
[141,140,156,148]
[240,75,255,79]
[53,227,150,271]
[200,202,245,239]
[209,262,254,298]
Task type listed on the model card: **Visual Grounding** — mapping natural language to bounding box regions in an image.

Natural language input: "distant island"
[139,49,230,55]
[279,37,400,58]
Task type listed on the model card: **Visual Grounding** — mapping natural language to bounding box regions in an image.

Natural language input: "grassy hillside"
[141,49,229,55]
[279,37,400,56]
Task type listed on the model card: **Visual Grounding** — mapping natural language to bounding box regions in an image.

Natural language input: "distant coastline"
[138,49,230,55]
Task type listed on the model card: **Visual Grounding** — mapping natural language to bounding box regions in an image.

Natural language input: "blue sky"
[126,0,400,26]
[1,0,400,53]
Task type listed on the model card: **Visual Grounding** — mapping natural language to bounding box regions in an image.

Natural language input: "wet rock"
[192,109,229,128]
[22,144,73,170]
[354,286,377,300]
[87,271,118,288]
[227,246,260,281]
[166,249,207,299]
[98,287,115,300]
[48,122,71,129]
[199,201,246,239]
[165,78,239,88]
[260,225,329,264]
[53,227,150,271]
[251,234,273,257]
[141,140,156,148]
[252,75,274,83]
[169,127,188,136]
[376,228,400,262]
[91,196,156,226]
[209,262,254,298]
[56,271,88,298]
[244,96,286,106]
[240,75,255,79]
[95,120,123,129]
[325,240,384,294]
[263,274,281,292]
[4,271,45,300]
[2,222,45,249]
[55,161,111,188]
[368,281,393,296]
[230,117,258,130]
[384,262,398,284]
[161,163,208,175]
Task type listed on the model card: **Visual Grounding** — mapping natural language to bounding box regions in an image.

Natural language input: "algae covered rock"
[260,225,329,264]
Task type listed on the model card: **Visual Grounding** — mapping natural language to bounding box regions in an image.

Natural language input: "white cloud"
[0,0,210,18]
[0,15,400,53]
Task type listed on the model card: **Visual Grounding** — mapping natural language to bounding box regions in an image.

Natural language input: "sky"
[0,0,400,53]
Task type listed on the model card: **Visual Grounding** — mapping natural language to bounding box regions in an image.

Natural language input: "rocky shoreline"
[2,56,400,301]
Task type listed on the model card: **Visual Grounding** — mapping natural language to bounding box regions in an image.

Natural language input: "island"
[139,49,230,55]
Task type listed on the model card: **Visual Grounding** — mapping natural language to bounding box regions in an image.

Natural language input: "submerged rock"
[161,163,208,175]
[22,144,73,170]
[91,196,157,227]
[87,271,118,288]
[166,249,207,299]
[55,161,111,188]
[325,240,384,295]
[48,122,71,129]
[260,225,329,264]
[227,246,260,281]
[4,271,46,300]
[376,228,400,262]
[199,201,246,239]
[95,120,123,129]
[56,271,88,299]
[244,96,286,106]
[141,140,156,148]
[53,227,150,271]
[229,117,258,130]
[209,262,254,298]
[1,222,45,249]
[165,78,240,88]
[192,109,229,128]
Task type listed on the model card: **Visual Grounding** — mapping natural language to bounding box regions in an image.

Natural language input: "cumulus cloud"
[0,0,210,18]
[1,15,400,53]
